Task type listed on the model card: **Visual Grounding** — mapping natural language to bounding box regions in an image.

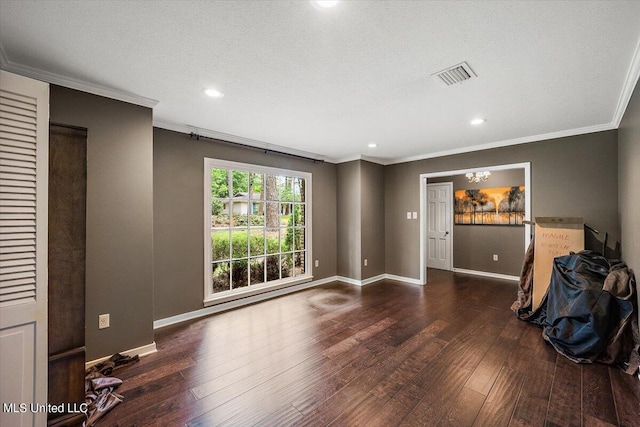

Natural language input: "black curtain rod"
[189,132,324,163]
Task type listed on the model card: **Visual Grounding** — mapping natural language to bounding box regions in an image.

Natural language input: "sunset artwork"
[454,186,525,225]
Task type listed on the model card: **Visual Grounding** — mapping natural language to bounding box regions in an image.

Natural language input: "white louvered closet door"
[0,70,49,427]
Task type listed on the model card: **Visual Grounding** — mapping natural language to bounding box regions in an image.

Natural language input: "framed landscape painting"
[454,186,525,225]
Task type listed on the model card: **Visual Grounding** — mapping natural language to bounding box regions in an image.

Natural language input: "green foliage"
[279,179,293,202]
[211,230,279,261]
[211,214,264,228]
[211,168,264,199]
[211,200,223,215]
[211,168,229,199]
[211,254,289,293]
[284,204,304,251]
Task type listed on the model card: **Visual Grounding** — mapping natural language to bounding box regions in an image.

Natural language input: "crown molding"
[360,155,388,166]
[153,119,328,162]
[0,44,158,108]
[612,38,640,127]
[330,154,390,165]
[387,122,616,165]
[329,154,362,164]
[155,118,616,166]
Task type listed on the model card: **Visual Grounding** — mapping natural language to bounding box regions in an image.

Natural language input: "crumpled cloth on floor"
[510,236,535,315]
[513,250,639,376]
[83,353,139,426]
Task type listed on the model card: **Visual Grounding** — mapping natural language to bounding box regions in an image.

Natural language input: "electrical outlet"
[98,313,110,329]
[406,212,411,219]
[493,254,499,261]
[364,259,368,267]
[315,259,319,268]
[412,212,417,219]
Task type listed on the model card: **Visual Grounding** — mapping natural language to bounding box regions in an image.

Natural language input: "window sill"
[203,275,313,307]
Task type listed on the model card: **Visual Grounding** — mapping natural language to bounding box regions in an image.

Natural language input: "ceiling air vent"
[431,61,477,86]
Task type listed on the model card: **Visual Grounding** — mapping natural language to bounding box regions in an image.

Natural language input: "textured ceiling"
[1,1,639,163]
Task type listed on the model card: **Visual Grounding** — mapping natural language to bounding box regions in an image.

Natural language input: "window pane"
[250,257,265,286]
[281,253,293,279]
[265,175,279,200]
[266,228,279,255]
[232,170,249,196]
[294,251,305,276]
[211,199,225,220]
[212,261,230,293]
[278,176,292,201]
[231,259,249,289]
[249,228,265,256]
[266,255,280,281]
[293,203,304,227]
[231,230,248,258]
[294,178,305,202]
[211,230,230,261]
[265,201,279,228]
[250,173,264,200]
[280,203,293,226]
[250,202,264,226]
[293,227,305,251]
[231,206,248,228]
[282,227,293,252]
[211,168,229,198]
[214,201,230,226]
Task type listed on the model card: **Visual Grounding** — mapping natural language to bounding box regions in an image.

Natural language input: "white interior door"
[0,70,49,427]
[426,182,452,270]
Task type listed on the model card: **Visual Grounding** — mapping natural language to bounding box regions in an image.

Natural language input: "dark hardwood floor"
[104,270,639,426]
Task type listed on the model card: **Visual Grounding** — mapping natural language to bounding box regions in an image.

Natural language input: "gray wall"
[618,79,640,325]
[336,161,361,280]
[153,128,337,320]
[49,86,154,360]
[360,161,385,280]
[336,160,385,281]
[429,169,525,276]
[386,130,619,281]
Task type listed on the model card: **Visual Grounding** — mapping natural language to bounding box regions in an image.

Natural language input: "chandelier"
[465,171,491,183]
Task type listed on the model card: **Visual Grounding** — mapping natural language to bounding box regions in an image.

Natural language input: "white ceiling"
[1,1,639,164]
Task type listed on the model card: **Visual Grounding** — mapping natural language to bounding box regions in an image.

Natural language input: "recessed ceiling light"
[470,118,486,125]
[204,88,224,98]
[368,143,378,148]
[314,0,339,8]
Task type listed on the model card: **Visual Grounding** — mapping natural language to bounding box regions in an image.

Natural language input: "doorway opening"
[419,162,531,285]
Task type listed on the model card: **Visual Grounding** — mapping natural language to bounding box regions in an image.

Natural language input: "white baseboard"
[154,276,339,330]
[85,341,157,369]
[336,274,386,287]
[452,268,519,282]
[335,276,362,286]
[383,274,424,286]
[336,274,423,286]
[362,274,386,286]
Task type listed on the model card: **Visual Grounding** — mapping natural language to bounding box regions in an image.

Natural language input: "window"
[204,158,312,304]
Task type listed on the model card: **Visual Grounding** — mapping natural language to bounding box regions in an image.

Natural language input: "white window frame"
[204,158,313,306]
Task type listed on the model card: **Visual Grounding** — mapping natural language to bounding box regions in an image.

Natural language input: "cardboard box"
[532,217,584,310]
